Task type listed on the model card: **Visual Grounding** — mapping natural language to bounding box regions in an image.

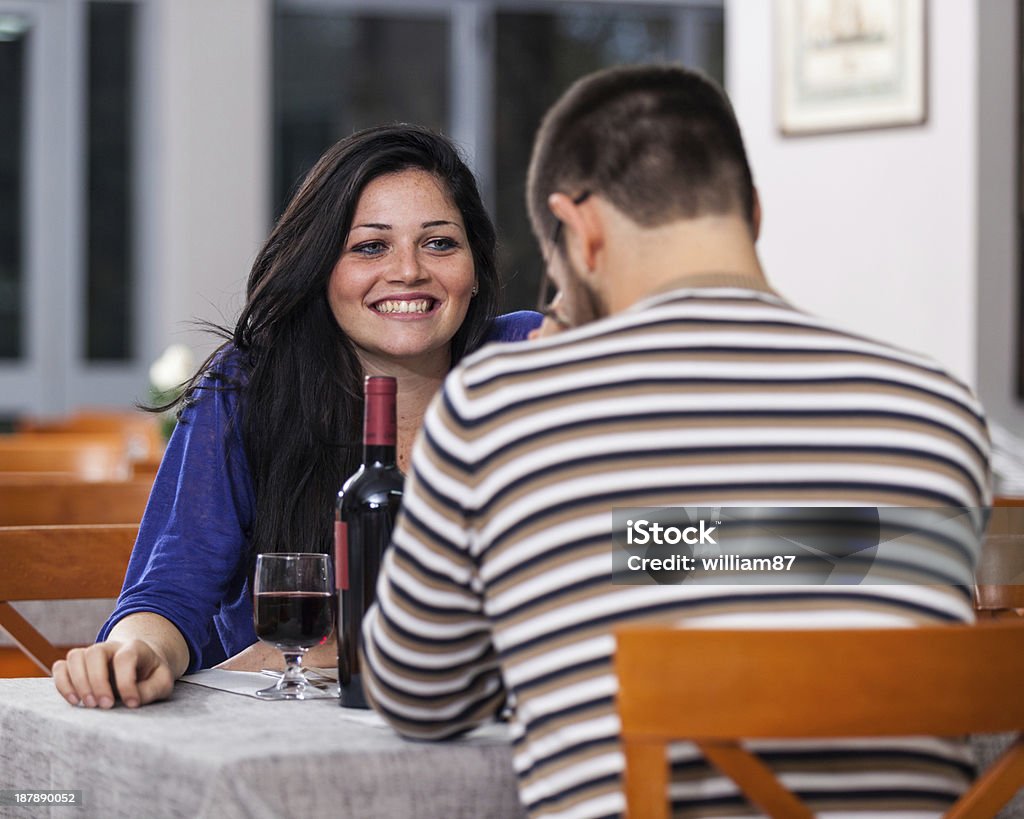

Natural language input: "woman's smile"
[370,295,439,316]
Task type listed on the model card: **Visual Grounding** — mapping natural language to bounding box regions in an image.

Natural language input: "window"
[494,7,680,309]
[0,14,28,359]
[0,0,146,419]
[85,0,137,361]
[273,8,450,216]
[272,0,724,311]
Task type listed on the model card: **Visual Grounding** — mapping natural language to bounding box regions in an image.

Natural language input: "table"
[0,677,524,819]
[3,677,1021,818]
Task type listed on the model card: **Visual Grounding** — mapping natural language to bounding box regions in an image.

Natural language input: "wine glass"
[252,553,335,700]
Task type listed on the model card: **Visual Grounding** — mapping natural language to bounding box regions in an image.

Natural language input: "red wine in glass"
[252,552,334,700]
[254,591,335,649]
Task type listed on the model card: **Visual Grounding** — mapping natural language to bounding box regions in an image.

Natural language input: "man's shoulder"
[453,315,605,391]
[794,311,984,407]
[665,288,983,408]
[447,298,988,427]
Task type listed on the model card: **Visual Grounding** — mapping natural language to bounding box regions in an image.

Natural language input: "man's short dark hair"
[527,64,756,242]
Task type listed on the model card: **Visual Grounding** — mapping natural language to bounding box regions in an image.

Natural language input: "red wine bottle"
[335,376,404,708]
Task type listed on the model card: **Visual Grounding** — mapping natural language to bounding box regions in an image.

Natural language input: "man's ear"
[547,192,603,274]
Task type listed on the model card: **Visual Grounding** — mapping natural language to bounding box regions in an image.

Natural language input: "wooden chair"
[18,409,165,461]
[130,453,164,480]
[0,433,130,481]
[0,472,81,486]
[0,480,152,526]
[0,524,138,674]
[615,624,1024,819]
[976,501,1024,616]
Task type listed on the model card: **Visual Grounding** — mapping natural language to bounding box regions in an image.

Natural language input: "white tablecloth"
[0,676,524,819]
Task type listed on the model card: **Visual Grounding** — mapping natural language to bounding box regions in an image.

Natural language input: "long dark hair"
[168,125,500,558]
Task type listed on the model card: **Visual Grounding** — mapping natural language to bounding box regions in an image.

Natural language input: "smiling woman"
[51,125,541,710]
[329,169,477,372]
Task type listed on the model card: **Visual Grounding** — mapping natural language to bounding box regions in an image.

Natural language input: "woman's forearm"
[218,634,338,672]
[107,611,191,679]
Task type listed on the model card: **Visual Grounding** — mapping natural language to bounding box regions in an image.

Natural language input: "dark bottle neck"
[362,443,396,467]
[362,382,397,467]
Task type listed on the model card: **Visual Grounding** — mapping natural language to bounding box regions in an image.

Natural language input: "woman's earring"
[471,284,479,296]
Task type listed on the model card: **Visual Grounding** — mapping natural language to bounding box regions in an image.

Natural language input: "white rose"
[149,344,196,392]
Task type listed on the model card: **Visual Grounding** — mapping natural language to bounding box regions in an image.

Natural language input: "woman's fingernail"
[98,696,114,709]
[83,695,96,708]
[66,694,79,706]
[124,698,139,708]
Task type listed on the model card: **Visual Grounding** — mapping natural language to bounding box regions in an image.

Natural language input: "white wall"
[725,0,979,385]
[145,0,271,363]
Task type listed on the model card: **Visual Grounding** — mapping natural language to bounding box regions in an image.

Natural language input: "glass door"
[0,1,73,421]
[0,0,148,423]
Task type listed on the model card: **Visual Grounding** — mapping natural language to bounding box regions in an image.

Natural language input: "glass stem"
[281,649,306,684]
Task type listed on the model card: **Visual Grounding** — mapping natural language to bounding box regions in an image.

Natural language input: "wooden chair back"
[0,434,130,480]
[18,409,165,460]
[0,480,152,526]
[0,524,138,673]
[976,500,1024,615]
[0,472,81,486]
[130,454,164,480]
[615,624,1024,819]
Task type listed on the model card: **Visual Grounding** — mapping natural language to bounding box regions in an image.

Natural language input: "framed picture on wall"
[776,0,927,136]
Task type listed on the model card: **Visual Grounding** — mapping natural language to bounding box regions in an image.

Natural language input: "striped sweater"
[362,276,991,818]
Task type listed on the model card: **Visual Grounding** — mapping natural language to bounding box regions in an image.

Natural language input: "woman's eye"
[425,237,458,252]
[353,241,386,256]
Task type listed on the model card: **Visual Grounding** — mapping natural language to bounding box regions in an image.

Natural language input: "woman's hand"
[52,612,188,708]
[529,293,571,340]
[53,639,176,709]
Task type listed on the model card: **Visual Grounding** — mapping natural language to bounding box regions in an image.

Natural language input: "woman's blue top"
[97,311,542,671]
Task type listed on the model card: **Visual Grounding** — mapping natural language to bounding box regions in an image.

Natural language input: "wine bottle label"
[334,520,349,591]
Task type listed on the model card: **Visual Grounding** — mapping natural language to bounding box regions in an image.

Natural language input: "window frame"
[274,0,723,210]
[0,0,151,418]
